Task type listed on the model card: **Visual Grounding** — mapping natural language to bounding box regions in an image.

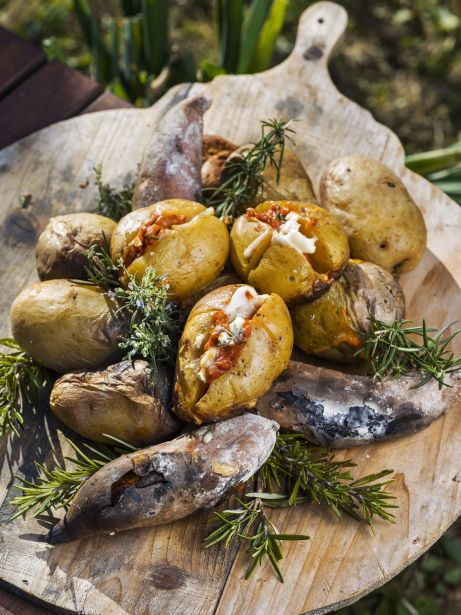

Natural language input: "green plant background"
[1,0,461,611]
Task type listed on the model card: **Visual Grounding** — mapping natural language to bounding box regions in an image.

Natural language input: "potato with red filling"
[173,284,293,424]
[111,199,229,301]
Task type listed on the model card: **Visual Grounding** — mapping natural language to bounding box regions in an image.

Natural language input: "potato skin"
[319,155,427,273]
[230,201,349,303]
[174,284,293,424]
[10,280,124,372]
[36,213,116,281]
[291,260,406,362]
[50,361,181,446]
[260,148,316,202]
[50,414,279,542]
[111,199,230,301]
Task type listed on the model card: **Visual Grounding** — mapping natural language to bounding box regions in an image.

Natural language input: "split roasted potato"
[230,201,349,303]
[10,280,124,372]
[110,199,229,301]
[50,361,181,446]
[320,155,427,273]
[291,260,406,362]
[36,213,116,281]
[174,284,293,424]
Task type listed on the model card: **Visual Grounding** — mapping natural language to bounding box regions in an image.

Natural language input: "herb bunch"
[360,315,461,389]
[0,339,50,437]
[204,119,295,223]
[93,164,134,222]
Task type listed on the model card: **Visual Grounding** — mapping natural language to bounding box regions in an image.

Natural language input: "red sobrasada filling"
[246,204,314,236]
[126,212,186,265]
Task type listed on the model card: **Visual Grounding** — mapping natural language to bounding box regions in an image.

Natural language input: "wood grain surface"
[0,3,460,614]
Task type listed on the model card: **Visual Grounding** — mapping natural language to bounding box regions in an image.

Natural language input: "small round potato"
[291,260,406,362]
[50,361,181,446]
[110,199,230,301]
[174,284,293,424]
[230,201,349,304]
[10,280,124,372]
[319,155,427,273]
[260,147,316,202]
[36,213,116,281]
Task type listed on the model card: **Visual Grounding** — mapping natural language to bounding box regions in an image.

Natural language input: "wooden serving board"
[1,3,461,613]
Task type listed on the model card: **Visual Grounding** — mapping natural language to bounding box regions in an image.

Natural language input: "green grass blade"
[405,142,461,175]
[248,0,287,73]
[217,0,244,73]
[141,0,170,76]
[237,0,273,74]
[73,0,93,48]
[108,18,120,77]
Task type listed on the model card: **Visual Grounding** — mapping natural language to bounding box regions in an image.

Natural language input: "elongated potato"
[50,414,279,542]
[36,213,116,281]
[174,284,293,424]
[230,201,349,303]
[10,280,124,372]
[291,260,406,362]
[111,200,230,301]
[50,361,181,446]
[319,155,427,273]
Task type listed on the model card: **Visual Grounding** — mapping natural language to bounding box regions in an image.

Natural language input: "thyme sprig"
[0,339,50,437]
[93,163,134,221]
[360,315,461,388]
[204,118,295,223]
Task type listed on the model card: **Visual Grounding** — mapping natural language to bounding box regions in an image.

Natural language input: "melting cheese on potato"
[222,286,268,321]
[272,212,317,255]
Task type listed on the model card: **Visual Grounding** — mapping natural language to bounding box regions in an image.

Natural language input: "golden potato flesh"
[36,213,116,281]
[230,201,349,304]
[50,361,181,446]
[319,155,427,273]
[10,280,124,372]
[173,284,293,424]
[291,260,406,362]
[110,199,230,301]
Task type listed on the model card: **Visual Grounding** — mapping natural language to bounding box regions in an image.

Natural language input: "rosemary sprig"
[204,118,295,223]
[0,339,51,437]
[84,234,121,290]
[360,315,461,388]
[93,164,134,222]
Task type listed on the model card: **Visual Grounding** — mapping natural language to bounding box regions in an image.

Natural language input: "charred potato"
[36,213,116,281]
[50,361,181,446]
[111,199,230,301]
[174,284,293,424]
[320,155,427,273]
[10,280,124,372]
[51,414,279,542]
[230,201,349,303]
[291,260,406,362]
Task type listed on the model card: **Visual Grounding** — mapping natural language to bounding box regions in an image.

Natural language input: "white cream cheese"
[271,212,317,255]
[198,347,218,382]
[222,286,268,322]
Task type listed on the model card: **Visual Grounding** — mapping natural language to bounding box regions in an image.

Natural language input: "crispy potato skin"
[319,155,427,273]
[230,201,349,303]
[291,260,406,362]
[50,414,279,542]
[36,213,116,281]
[110,199,230,301]
[173,284,293,424]
[10,280,124,372]
[50,361,181,446]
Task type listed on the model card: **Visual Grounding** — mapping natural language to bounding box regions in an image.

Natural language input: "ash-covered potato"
[174,284,293,424]
[50,361,181,446]
[230,201,349,304]
[291,260,406,362]
[36,213,116,281]
[111,199,229,301]
[10,280,124,372]
[50,414,279,542]
[319,155,427,273]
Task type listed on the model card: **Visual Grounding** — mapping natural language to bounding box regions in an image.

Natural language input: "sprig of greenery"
[204,118,295,223]
[84,234,121,290]
[359,315,461,389]
[10,437,135,519]
[0,339,51,437]
[93,164,134,221]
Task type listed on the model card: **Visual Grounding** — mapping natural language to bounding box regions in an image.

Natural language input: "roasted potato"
[50,414,279,542]
[291,260,405,362]
[319,155,427,273]
[110,199,230,301]
[230,201,349,304]
[202,134,238,189]
[50,361,181,446]
[10,280,124,372]
[36,213,116,281]
[174,284,293,424]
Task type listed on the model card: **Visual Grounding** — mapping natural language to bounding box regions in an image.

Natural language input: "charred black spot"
[386,181,397,188]
[303,46,324,61]
[151,564,187,590]
[2,208,39,245]
[386,408,424,436]
[380,241,388,249]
